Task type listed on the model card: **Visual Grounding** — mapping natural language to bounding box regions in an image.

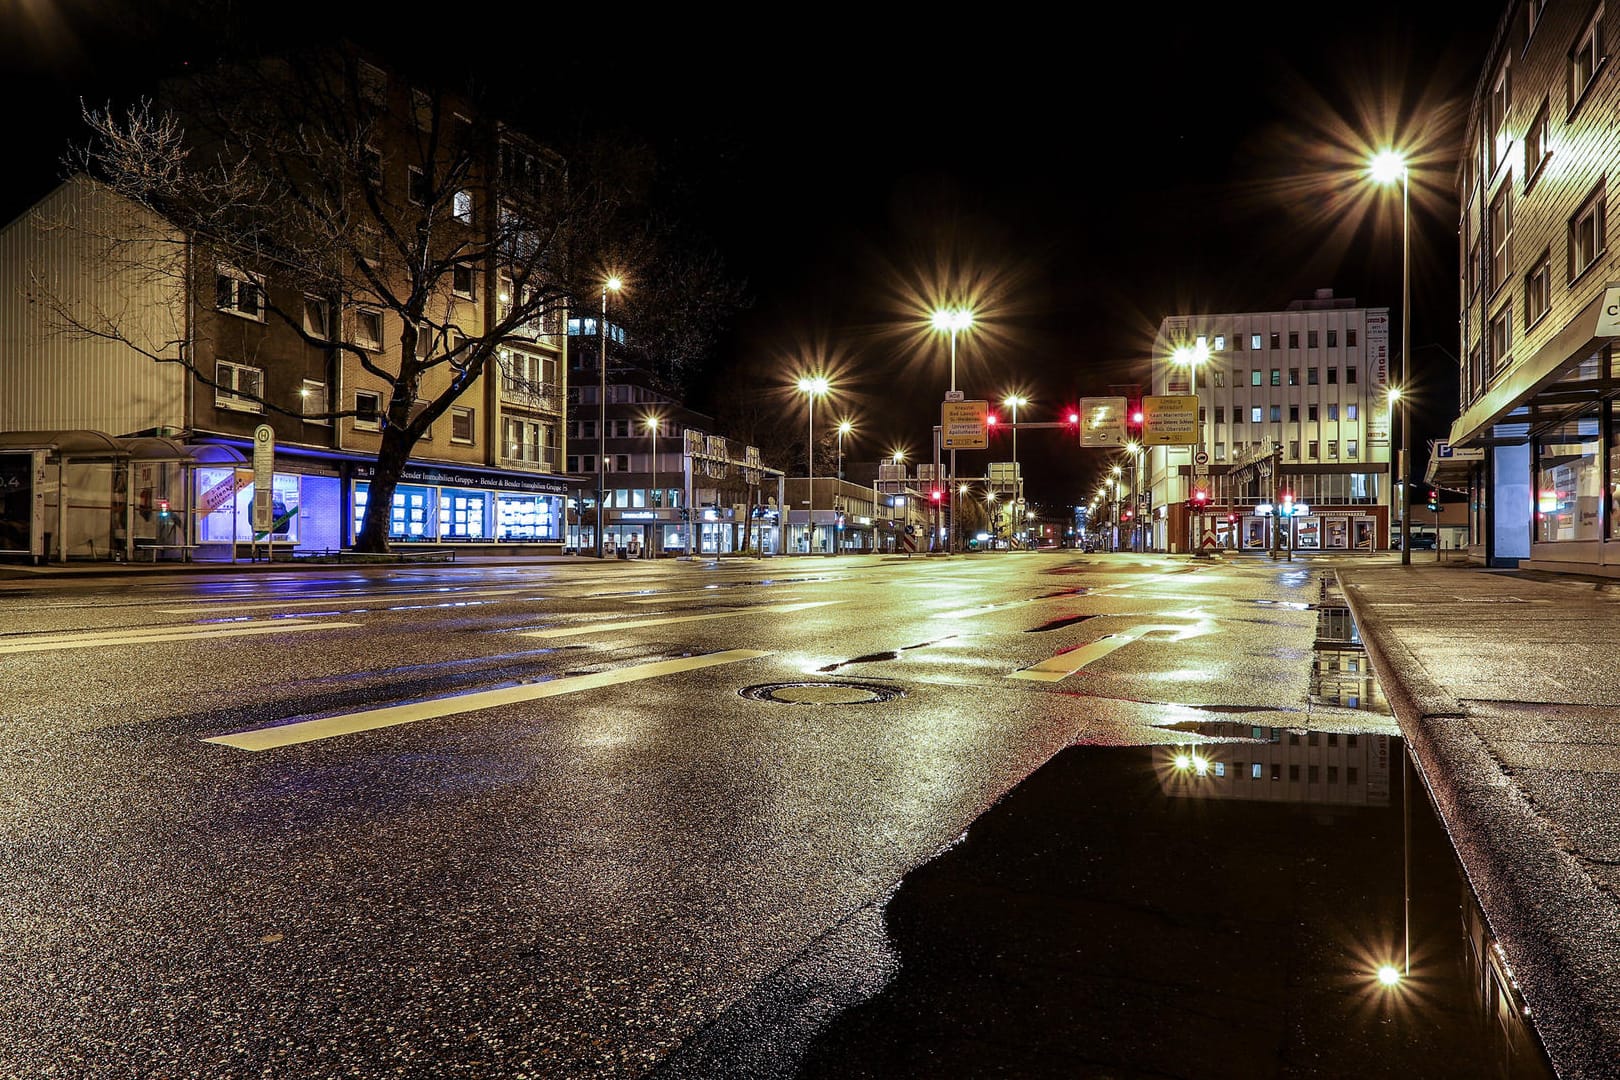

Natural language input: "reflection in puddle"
[783,741,1553,1080]
[1311,603,1389,714]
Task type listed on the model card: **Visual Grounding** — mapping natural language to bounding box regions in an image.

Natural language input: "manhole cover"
[740,681,903,705]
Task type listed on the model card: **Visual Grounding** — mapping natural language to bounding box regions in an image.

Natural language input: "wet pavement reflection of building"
[788,741,1555,1080]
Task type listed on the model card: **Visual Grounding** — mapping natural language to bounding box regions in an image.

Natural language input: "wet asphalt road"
[0,552,1396,1078]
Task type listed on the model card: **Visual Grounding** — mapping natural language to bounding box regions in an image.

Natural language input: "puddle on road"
[665,593,1555,1080]
[783,737,1554,1080]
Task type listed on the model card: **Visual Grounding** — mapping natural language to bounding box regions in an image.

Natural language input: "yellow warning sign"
[942,400,989,449]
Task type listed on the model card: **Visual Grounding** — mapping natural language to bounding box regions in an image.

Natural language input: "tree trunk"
[352,427,414,553]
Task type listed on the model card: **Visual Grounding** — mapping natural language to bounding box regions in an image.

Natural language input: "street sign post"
[1140,395,1198,446]
[941,400,989,449]
[252,424,275,535]
[1078,396,1127,447]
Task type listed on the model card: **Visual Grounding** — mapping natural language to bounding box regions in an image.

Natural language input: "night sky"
[0,3,1498,508]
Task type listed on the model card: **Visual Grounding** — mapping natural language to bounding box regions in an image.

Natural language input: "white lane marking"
[1008,624,1186,683]
[205,648,771,751]
[626,594,802,606]
[519,600,841,639]
[0,619,359,654]
[156,587,526,613]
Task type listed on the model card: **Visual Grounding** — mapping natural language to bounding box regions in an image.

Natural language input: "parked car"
[1392,532,1436,549]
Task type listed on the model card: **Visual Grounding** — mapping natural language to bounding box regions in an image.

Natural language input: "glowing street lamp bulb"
[837,420,854,436]
[1369,150,1408,185]
[1387,387,1403,403]
[644,415,660,431]
[798,376,829,395]
[1377,965,1402,987]
[1173,752,1192,771]
[931,307,973,332]
[605,276,623,292]
[1192,754,1210,776]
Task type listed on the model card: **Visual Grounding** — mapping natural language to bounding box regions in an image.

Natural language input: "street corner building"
[1444,0,1620,574]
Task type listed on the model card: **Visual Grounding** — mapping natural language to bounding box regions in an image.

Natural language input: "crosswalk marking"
[204,648,771,751]
[519,600,839,639]
[0,619,359,655]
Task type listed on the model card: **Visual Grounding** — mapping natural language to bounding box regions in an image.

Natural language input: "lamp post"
[932,307,974,553]
[643,413,661,557]
[1003,394,1027,538]
[1370,150,1411,564]
[596,276,622,558]
[798,375,829,554]
[1172,344,1209,554]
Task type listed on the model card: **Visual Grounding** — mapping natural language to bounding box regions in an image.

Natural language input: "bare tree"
[41,46,736,552]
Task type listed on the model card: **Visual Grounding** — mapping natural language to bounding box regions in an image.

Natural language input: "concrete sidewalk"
[1340,562,1620,1080]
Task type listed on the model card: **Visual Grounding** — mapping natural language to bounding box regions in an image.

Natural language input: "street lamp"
[596,275,622,558]
[1172,343,1209,553]
[836,419,854,482]
[932,306,974,553]
[797,375,830,555]
[1370,150,1411,564]
[1003,394,1028,534]
[643,413,662,558]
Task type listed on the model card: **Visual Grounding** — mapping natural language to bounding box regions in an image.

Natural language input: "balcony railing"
[499,452,557,474]
[500,377,563,414]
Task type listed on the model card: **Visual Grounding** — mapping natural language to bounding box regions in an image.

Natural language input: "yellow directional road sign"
[942,400,989,449]
[1141,395,1198,446]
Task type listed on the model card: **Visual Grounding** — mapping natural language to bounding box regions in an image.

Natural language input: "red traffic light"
[1191,487,1209,506]
[1227,513,1239,523]
[986,413,998,427]
[1066,411,1080,425]
[1130,409,1144,424]
[930,489,942,503]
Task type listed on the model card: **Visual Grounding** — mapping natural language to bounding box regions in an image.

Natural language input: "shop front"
[351,462,567,546]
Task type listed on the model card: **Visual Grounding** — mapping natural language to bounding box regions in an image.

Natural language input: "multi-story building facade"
[0,50,573,560]
[1447,0,1620,573]
[1146,291,1394,552]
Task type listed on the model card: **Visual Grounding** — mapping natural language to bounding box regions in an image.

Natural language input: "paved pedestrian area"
[1341,561,1620,1080]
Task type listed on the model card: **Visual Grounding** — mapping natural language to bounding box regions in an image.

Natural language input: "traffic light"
[1122,508,1134,521]
[1190,487,1209,507]
[930,489,943,504]
[986,413,998,429]
[1427,488,1440,511]
[1126,399,1144,441]
[1227,513,1239,524]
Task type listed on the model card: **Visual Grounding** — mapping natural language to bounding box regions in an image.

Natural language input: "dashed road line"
[519,600,840,639]
[0,618,359,654]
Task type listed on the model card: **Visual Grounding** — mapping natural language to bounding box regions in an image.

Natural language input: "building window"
[1527,100,1550,187]
[1346,367,1357,384]
[1288,367,1299,386]
[358,60,387,107]
[1571,5,1605,109]
[1570,183,1606,281]
[1307,329,1319,348]
[359,147,382,188]
[1270,332,1281,349]
[214,360,263,412]
[1526,249,1551,328]
[408,166,429,206]
[302,295,331,339]
[1289,405,1300,422]
[1288,331,1300,348]
[451,406,474,443]
[1270,405,1281,422]
[1215,443,1226,460]
[1251,333,1263,350]
[411,88,433,130]
[1288,440,1300,458]
[1327,367,1338,385]
[1327,329,1337,347]
[1346,328,1358,347]
[215,266,264,320]
[1328,405,1339,421]
[1327,440,1339,459]
[1307,440,1318,459]
[1309,405,1319,421]
[452,262,477,299]
[502,416,550,464]
[1489,57,1511,174]
[1347,439,1359,458]
[1213,335,1226,350]
[357,229,383,268]
[453,189,474,223]
[1251,369,1263,386]
[1347,405,1359,420]
[354,390,382,431]
[352,308,384,351]
[1490,306,1513,375]
[301,379,328,424]
[1251,406,1263,423]
[1270,369,1281,386]
[1490,182,1514,293]
[1214,407,1225,424]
